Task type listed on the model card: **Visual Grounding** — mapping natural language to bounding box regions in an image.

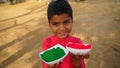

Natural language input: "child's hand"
[83,54,90,59]
[72,53,90,68]
[48,64,57,68]
[76,53,90,59]
[72,54,81,68]
[48,62,61,68]
[73,53,90,59]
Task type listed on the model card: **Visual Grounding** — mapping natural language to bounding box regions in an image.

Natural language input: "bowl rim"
[39,44,69,64]
[66,43,92,55]
[66,43,92,49]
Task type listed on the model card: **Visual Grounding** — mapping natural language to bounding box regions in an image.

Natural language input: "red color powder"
[67,43,91,49]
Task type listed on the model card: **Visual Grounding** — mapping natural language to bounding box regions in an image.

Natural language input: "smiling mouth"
[60,33,66,36]
[56,32,69,38]
[58,32,67,36]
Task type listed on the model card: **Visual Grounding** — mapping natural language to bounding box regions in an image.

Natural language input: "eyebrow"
[63,18,70,23]
[51,21,59,24]
[51,17,70,24]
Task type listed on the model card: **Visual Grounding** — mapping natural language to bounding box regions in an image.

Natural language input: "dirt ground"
[0,0,120,68]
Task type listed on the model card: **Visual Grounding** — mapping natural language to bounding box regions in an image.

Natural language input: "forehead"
[50,14,70,22]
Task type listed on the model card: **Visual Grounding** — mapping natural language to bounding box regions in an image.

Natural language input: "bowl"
[39,44,69,65]
[66,43,92,55]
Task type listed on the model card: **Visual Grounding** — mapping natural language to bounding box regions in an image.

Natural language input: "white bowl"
[66,43,92,55]
[39,44,69,65]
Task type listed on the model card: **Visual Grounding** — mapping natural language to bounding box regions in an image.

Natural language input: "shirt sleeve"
[80,58,85,68]
[60,53,74,68]
[76,37,83,43]
[42,38,50,51]
[41,38,50,68]
[77,38,86,68]
[75,37,86,68]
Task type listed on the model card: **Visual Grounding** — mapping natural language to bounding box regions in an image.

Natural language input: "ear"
[71,18,73,24]
[48,22,51,28]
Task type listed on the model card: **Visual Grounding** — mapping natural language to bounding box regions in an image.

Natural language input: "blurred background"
[0,0,120,68]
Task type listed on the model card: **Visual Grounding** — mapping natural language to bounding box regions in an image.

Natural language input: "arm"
[72,38,87,68]
[42,39,49,68]
[42,38,58,68]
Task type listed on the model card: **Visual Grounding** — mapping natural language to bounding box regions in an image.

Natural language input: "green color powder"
[41,47,65,62]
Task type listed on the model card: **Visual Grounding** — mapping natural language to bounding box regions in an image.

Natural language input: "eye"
[63,19,70,25]
[52,22,59,26]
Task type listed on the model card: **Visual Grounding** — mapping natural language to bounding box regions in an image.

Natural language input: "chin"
[59,37,66,38]
[58,35,69,39]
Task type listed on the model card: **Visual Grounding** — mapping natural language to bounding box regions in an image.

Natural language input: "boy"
[42,0,89,68]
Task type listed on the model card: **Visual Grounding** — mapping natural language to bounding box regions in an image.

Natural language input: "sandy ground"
[0,0,120,68]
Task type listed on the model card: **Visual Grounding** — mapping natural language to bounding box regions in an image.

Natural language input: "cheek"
[66,24,72,31]
[51,27,58,33]
[49,24,57,33]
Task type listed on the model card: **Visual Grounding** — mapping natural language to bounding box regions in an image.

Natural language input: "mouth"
[59,32,66,35]
[57,32,68,37]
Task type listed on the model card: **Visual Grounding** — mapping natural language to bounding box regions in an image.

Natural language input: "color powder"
[41,47,65,62]
[68,43,91,49]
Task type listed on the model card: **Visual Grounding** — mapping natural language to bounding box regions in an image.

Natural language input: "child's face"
[49,14,73,38]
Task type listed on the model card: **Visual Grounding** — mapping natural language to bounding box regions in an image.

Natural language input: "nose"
[59,24,65,31]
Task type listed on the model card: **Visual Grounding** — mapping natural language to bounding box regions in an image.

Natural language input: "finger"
[54,63,57,68]
[59,61,62,64]
[86,54,90,58]
[54,62,60,68]
[48,64,54,68]
[48,64,56,68]
[84,54,90,58]
[79,54,83,58]
[76,54,80,59]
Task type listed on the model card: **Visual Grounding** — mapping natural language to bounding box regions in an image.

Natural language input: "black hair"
[47,0,73,22]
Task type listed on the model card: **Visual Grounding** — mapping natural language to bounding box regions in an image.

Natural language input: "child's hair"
[47,0,73,22]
